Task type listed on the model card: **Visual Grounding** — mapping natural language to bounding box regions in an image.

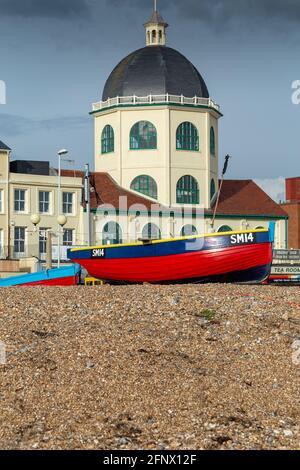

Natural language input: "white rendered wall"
[94,104,220,209]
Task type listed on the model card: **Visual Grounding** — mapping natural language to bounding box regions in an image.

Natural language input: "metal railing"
[0,245,73,262]
[92,94,221,113]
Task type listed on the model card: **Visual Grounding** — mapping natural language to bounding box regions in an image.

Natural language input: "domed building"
[88,4,287,247]
[92,6,220,211]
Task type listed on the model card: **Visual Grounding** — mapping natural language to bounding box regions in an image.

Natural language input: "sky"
[0,0,300,201]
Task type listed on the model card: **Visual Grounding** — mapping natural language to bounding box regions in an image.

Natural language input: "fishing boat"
[0,264,81,287]
[68,225,274,284]
[265,274,300,285]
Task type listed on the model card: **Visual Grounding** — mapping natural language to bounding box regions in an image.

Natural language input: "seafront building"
[0,141,84,275]
[0,5,290,276]
[280,177,300,249]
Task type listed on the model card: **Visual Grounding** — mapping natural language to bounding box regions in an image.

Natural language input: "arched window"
[130,121,157,150]
[142,223,161,240]
[152,30,156,43]
[210,127,216,156]
[180,225,198,237]
[176,122,199,151]
[176,176,199,204]
[217,225,233,233]
[210,179,216,201]
[102,222,122,245]
[130,175,158,200]
[255,226,265,230]
[101,125,114,154]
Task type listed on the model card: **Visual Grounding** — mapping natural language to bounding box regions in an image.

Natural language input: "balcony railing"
[92,94,221,113]
[0,245,73,262]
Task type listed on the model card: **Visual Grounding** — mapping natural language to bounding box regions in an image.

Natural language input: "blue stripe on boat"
[69,231,270,260]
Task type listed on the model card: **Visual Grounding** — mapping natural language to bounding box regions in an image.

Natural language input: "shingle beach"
[0,284,299,450]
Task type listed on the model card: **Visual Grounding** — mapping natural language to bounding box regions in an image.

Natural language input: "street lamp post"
[30,214,41,263]
[57,149,68,268]
[57,215,67,268]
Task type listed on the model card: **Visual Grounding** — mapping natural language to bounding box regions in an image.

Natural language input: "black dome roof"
[102,46,209,101]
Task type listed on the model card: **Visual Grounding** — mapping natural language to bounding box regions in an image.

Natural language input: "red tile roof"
[89,172,159,210]
[60,170,287,218]
[212,180,287,217]
[60,170,161,211]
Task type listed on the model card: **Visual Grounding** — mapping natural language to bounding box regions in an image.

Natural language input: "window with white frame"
[39,191,50,214]
[14,227,26,254]
[62,192,74,215]
[14,189,26,213]
[0,190,3,213]
[39,228,50,255]
[63,229,74,246]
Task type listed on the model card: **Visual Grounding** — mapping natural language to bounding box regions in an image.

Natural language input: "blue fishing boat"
[0,264,81,287]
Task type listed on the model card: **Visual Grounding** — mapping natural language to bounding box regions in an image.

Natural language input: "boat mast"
[211,155,231,230]
[84,163,91,246]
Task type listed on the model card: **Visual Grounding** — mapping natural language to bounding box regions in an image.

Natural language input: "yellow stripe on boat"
[69,228,268,253]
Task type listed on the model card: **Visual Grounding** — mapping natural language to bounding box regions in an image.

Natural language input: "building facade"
[281,177,300,249]
[0,141,84,269]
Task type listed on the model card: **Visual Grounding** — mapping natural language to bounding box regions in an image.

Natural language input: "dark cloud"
[178,0,300,23]
[0,113,89,136]
[0,0,91,18]
[3,0,300,25]
[110,0,300,25]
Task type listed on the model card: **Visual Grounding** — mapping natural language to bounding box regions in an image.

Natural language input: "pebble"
[86,360,95,369]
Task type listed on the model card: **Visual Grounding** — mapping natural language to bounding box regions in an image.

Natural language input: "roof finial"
[144,1,169,47]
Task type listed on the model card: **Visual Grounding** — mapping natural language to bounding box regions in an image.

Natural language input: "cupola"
[144,0,168,47]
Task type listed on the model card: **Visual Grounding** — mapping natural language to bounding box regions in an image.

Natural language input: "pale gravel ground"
[0,284,299,450]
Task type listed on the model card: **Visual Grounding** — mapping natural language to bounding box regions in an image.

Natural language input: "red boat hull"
[23,275,79,287]
[75,243,272,284]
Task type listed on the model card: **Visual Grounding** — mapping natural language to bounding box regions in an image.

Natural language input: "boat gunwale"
[69,229,269,254]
